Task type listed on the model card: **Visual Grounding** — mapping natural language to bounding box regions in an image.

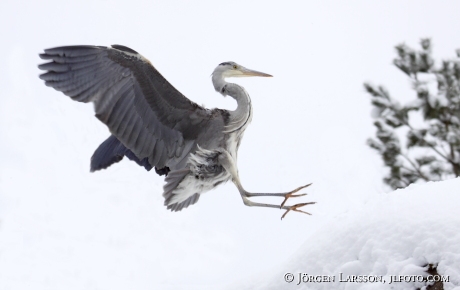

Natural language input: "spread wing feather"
[38,45,211,169]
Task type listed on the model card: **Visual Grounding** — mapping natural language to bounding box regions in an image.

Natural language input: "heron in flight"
[38,45,314,219]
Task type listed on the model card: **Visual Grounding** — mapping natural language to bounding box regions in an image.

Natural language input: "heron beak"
[239,67,273,77]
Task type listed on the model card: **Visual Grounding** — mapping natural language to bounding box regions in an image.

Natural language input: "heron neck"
[212,74,252,132]
[223,82,252,133]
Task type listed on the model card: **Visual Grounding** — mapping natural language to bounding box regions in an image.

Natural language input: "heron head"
[211,62,272,94]
[213,62,272,78]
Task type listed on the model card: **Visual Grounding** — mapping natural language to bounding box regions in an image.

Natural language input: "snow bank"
[252,178,460,290]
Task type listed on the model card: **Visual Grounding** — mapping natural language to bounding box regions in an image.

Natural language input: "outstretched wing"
[38,45,211,169]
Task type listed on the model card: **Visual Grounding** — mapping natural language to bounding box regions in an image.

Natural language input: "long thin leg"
[242,195,316,219]
[244,184,311,198]
[218,150,315,219]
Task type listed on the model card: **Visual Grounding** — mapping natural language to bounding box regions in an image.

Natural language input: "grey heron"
[38,45,314,219]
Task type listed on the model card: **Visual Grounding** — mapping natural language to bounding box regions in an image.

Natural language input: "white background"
[1,1,459,289]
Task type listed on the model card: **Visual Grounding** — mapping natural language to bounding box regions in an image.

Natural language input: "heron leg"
[218,150,315,219]
[241,195,315,219]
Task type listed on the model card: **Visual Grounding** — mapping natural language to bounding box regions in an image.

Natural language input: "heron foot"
[280,183,312,208]
[281,202,316,220]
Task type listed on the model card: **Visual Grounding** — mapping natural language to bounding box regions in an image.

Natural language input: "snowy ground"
[2,1,460,289]
[246,178,460,290]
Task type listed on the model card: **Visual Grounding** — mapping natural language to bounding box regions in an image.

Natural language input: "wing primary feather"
[44,46,102,57]
[56,68,110,98]
[58,72,109,99]
[70,72,115,103]
[39,53,99,63]
[106,86,133,134]
[156,141,168,168]
[117,100,138,140]
[150,138,163,167]
[133,127,151,158]
[38,57,104,73]
[94,77,131,122]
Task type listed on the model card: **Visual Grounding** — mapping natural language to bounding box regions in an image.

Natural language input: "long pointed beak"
[240,67,273,77]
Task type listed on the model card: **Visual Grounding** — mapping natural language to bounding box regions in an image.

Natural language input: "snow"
[248,178,460,290]
[2,1,460,289]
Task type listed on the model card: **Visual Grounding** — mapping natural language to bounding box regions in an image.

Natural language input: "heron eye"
[233,65,237,69]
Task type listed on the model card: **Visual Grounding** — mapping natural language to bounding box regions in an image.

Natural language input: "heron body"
[39,45,313,218]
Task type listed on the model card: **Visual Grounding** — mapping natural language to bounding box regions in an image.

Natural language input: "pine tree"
[366,39,460,189]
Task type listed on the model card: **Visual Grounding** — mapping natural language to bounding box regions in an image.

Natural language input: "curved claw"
[281,202,316,220]
[280,183,312,208]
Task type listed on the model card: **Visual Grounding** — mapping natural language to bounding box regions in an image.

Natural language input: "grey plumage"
[39,45,314,218]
